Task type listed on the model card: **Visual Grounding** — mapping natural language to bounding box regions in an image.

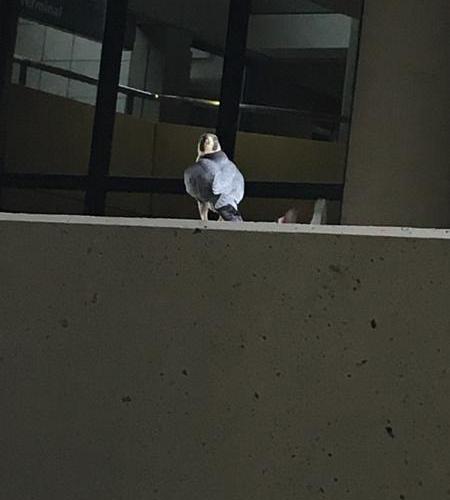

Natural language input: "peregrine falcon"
[184,133,245,222]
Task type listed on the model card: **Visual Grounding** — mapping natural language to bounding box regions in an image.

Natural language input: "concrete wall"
[2,85,155,216]
[4,85,155,176]
[0,213,449,500]
[342,0,450,228]
[2,85,345,221]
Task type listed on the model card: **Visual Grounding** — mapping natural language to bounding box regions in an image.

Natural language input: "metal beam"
[0,0,20,202]
[216,0,251,159]
[0,0,19,102]
[1,173,344,201]
[0,0,19,103]
[84,0,129,215]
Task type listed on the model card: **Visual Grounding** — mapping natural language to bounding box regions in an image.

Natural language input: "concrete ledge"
[0,211,449,239]
[1,212,449,499]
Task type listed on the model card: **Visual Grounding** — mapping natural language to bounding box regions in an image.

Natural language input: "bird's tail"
[217,204,244,222]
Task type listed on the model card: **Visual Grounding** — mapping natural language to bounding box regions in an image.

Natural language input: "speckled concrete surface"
[0,214,449,500]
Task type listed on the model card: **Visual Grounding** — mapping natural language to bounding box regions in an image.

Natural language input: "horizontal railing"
[13,56,346,125]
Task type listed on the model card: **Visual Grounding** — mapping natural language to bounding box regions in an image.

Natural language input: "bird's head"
[197,133,221,158]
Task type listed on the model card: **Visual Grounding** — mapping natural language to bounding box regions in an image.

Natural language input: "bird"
[184,133,245,221]
[277,208,300,224]
[277,199,328,224]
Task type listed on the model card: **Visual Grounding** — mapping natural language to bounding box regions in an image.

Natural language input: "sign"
[20,0,135,49]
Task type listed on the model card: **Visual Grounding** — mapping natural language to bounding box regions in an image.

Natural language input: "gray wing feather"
[212,162,240,195]
[184,161,216,202]
[184,168,196,197]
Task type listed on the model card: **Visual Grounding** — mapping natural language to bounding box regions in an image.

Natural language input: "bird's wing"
[184,160,217,202]
[184,165,199,198]
[212,161,238,195]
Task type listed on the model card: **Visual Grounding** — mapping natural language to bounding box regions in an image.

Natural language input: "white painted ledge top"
[0,212,449,240]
